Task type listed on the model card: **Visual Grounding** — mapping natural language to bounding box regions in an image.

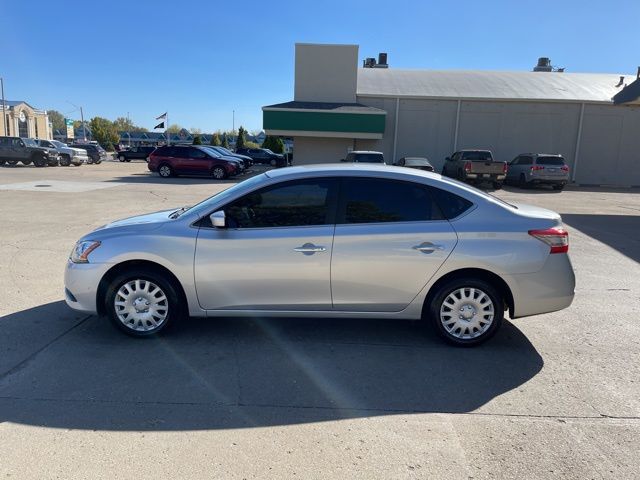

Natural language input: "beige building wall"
[293,137,354,165]
[294,44,358,103]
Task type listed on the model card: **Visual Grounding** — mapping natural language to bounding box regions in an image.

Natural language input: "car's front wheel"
[428,278,503,346]
[105,269,181,337]
[119,155,125,162]
[211,166,226,179]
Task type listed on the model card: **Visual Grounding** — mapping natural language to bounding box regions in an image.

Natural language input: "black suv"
[235,148,287,167]
[0,136,55,167]
[70,143,107,164]
[117,146,156,162]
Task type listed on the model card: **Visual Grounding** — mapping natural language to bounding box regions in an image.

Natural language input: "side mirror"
[209,210,226,228]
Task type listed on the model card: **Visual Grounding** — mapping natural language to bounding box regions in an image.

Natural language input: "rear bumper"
[465,173,506,181]
[504,253,575,318]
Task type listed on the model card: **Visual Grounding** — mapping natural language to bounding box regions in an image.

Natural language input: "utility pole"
[127,111,131,146]
[1,77,6,136]
[80,106,86,141]
[232,110,235,134]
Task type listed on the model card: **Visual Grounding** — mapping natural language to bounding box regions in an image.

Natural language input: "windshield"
[199,146,222,158]
[537,156,565,166]
[180,174,268,218]
[51,140,66,148]
[264,149,275,154]
[461,151,493,161]
[23,138,37,147]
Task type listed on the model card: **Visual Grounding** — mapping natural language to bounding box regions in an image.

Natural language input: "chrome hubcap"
[213,168,224,179]
[440,287,494,340]
[114,279,168,332]
[160,166,170,176]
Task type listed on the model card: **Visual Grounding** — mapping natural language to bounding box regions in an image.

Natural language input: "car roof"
[459,149,491,152]
[349,150,383,155]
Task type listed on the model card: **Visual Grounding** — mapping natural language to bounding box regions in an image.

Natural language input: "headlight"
[70,240,101,263]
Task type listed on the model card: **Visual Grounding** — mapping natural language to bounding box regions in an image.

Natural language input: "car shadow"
[105,168,269,185]
[562,213,640,263]
[0,301,543,431]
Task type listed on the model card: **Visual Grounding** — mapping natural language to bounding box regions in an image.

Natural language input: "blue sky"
[3,0,638,132]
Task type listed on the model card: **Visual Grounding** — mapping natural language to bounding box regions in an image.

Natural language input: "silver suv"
[506,154,569,190]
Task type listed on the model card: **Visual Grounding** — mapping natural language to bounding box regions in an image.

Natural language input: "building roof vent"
[533,57,553,72]
[363,53,389,69]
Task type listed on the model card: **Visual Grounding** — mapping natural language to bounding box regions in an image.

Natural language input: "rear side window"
[339,178,443,224]
[461,151,492,161]
[536,156,565,166]
[429,187,474,219]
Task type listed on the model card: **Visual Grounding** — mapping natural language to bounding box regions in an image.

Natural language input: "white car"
[51,140,88,166]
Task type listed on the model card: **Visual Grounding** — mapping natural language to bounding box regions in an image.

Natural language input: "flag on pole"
[154,122,165,129]
[156,112,167,120]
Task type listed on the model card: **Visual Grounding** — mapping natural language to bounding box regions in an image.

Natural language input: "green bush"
[192,135,202,145]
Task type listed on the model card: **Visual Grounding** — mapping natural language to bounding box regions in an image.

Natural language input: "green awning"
[263,101,386,139]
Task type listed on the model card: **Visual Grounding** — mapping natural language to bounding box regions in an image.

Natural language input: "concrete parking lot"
[0,162,639,479]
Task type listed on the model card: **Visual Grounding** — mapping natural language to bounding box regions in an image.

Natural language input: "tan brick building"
[0,100,52,139]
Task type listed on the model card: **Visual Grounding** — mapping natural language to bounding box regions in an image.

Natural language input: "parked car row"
[0,136,97,167]
[341,149,569,190]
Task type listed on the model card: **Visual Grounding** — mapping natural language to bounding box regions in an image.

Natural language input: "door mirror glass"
[210,210,226,228]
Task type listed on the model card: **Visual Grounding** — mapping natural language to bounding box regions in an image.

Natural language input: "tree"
[113,116,145,132]
[89,116,119,150]
[190,127,202,135]
[221,133,229,149]
[210,133,221,146]
[47,109,65,132]
[166,124,183,133]
[245,141,260,149]
[236,126,247,150]
[192,135,202,145]
[262,135,285,154]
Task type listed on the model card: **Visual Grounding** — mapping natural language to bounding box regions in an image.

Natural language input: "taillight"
[502,162,508,174]
[464,161,472,172]
[561,165,569,172]
[531,165,545,171]
[528,227,569,254]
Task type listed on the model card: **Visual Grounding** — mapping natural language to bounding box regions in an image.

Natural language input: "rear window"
[536,156,565,166]
[352,153,384,163]
[429,187,474,219]
[461,151,493,161]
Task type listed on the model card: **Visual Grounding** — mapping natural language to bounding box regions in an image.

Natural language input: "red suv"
[148,145,240,179]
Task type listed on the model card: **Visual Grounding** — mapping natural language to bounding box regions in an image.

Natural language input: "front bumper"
[64,260,113,314]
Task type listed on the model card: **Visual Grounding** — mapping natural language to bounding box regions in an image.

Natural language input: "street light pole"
[80,106,86,141]
[232,110,235,134]
[1,77,6,136]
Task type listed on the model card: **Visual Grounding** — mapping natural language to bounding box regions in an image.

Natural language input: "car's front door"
[331,177,458,312]
[194,178,338,310]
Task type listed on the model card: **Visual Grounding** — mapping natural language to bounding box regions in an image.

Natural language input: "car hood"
[93,208,177,232]
[71,148,88,155]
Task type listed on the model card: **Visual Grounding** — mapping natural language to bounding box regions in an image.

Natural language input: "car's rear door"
[194,177,338,310]
[331,177,458,312]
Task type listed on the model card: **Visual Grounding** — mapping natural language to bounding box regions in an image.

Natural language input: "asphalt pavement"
[0,162,638,479]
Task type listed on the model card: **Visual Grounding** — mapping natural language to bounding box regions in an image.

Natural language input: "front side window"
[224,179,336,229]
[339,178,443,224]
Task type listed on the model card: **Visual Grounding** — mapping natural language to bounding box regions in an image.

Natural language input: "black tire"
[23,158,33,166]
[7,159,19,166]
[33,155,47,167]
[119,155,126,162]
[94,159,102,165]
[518,174,528,189]
[270,158,277,167]
[60,155,72,167]
[441,166,447,176]
[126,159,131,162]
[553,184,565,191]
[158,163,174,178]
[492,182,503,190]
[211,166,226,180]
[0,159,5,166]
[427,277,504,347]
[105,268,182,337]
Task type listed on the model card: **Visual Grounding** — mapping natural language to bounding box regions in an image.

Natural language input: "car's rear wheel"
[211,166,226,179]
[428,278,503,346]
[0,159,5,166]
[33,155,47,167]
[158,163,174,177]
[492,181,503,190]
[270,159,277,167]
[7,159,19,166]
[105,269,181,337]
[119,155,125,162]
[553,184,565,191]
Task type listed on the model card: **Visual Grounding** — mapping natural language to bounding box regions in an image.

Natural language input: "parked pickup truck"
[0,136,55,167]
[441,150,507,189]
[117,146,156,162]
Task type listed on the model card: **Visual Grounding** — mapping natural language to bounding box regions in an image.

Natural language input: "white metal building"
[264,44,640,186]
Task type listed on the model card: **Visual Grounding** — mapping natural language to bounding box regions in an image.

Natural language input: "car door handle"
[294,243,326,255]
[412,242,445,253]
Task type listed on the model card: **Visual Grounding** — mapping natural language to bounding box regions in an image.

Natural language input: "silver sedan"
[65,164,575,346]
